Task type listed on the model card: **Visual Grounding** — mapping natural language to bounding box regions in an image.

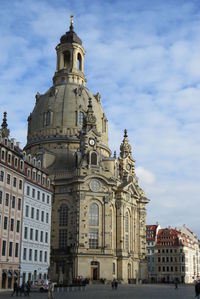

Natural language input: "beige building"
[0,113,25,289]
[24,17,149,283]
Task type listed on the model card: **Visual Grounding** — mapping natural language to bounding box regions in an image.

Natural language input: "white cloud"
[135,166,156,186]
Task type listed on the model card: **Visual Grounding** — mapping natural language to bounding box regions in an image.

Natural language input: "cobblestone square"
[0,284,195,299]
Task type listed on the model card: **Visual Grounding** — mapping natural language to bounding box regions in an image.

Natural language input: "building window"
[23,248,27,260]
[27,169,31,178]
[5,193,9,206]
[78,111,84,126]
[29,249,32,261]
[45,232,48,243]
[7,174,11,184]
[31,207,34,219]
[17,198,21,210]
[4,216,8,229]
[37,173,41,183]
[30,228,33,240]
[44,251,47,263]
[39,251,43,262]
[59,229,68,248]
[15,243,19,258]
[89,203,99,249]
[45,111,51,126]
[1,150,5,160]
[7,153,12,164]
[26,186,30,196]
[47,195,50,204]
[0,171,4,182]
[19,180,23,190]
[36,209,39,220]
[113,263,115,274]
[10,218,14,231]
[59,204,68,226]
[13,177,17,187]
[9,242,13,257]
[25,205,29,217]
[14,158,18,168]
[2,240,6,256]
[89,203,99,226]
[32,188,35,198]
[20,160,24,171]
[34,250,37,261]
[89,228,99,249]
[46,213,49,223]
[35,230,38,241]
[63,50,70,68]
[125,212,129,250]
[24,227,28,239]
[91,152,97,165]
[42,193,45,202]
[16,220,20,233]
[37,191,40,200]
[41,211,44,222]
[32,171,36,181]
[77,53,82,71]
[0,190,2,204]
[40,231,43,242]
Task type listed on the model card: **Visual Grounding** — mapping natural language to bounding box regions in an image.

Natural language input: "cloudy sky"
[0,0,200,237]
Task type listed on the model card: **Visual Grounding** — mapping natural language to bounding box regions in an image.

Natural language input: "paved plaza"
[0,284,196,299]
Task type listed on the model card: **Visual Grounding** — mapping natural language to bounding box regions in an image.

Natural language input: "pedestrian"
[111,279,115,290]
[48,280,54,299]
[195,280,200,299]
[20,281,25,296]
[11,280,19,296]
[174,278,178,289]
[25,280,31,296]
[114,280,118,290]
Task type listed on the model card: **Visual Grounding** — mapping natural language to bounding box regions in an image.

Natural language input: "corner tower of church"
[25,17,149,283]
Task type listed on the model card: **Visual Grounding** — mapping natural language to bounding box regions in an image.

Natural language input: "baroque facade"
[24,17,149,283]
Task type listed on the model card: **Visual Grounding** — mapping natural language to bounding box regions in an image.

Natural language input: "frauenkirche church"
[24,16,149,283]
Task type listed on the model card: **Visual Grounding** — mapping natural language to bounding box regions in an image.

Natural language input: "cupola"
[53,15,86,86]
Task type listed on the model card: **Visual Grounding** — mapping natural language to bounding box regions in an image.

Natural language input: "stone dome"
[26,83,109,152]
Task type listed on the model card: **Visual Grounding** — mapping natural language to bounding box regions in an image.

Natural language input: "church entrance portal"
[90,261,99,280]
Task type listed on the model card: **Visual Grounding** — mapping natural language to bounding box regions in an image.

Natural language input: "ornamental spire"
[120,129,132,158]
[70,15,74,31]
[2,112,8,129]
[84,98,97,131]
[1,111,10,137]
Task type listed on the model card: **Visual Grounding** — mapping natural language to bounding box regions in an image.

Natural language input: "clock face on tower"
[89,138,95,146]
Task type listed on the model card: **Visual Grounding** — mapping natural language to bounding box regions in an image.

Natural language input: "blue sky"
[0,0,200,236]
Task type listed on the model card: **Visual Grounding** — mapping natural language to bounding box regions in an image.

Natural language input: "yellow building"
[24,17,149,283]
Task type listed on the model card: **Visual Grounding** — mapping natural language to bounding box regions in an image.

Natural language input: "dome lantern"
[53,15,86,86]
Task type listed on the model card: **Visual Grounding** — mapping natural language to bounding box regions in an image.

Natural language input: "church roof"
[60,15,82,45]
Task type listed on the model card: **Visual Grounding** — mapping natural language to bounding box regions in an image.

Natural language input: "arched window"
[89,203,99,226]
[125,212,129,250]
[46,111,51,126]
[59,204,68,226]
[89,203,99,249]
[91,152,97,165]
[63,51,70,69]
[77,53,82,71]
[78,111,84,125]
[59,204,68,248]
